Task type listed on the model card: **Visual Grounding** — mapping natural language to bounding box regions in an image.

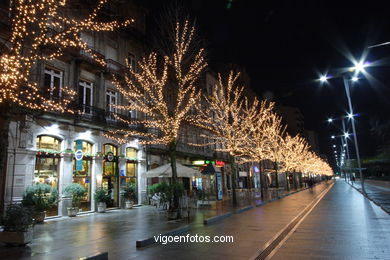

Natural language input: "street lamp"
[318,64,366,193]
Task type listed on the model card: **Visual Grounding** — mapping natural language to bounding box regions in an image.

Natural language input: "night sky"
[146,0,390,166]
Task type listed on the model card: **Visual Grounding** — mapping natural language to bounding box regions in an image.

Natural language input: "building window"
[35,135,62,217]
[128,102,137,120]
[103,144,119,208]
[79,80,93,114]
[106,90,117,120]
[36,135,61,151]
[127,53,137,71]
[124,148,137,194]
[106,45,118,61]
[44,68,63,100]
[73,140,93,212]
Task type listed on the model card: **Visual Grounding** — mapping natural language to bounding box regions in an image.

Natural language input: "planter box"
[97,202,106,213]
[0,229,33,246]
[67,207,79,217]
[125,201,134,209]
[34,211,46,224]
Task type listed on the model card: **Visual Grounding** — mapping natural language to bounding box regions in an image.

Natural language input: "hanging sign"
[215,160,225,167]
[106,152,114,162]
[75,140,83,171]
[239,171,248,177]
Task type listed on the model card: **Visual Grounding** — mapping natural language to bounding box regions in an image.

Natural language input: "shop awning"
[201,163,221,174]
[141,163,202,178]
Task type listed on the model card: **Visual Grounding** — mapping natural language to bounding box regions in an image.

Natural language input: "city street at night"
[1,0,390,259]
[1,180,390,259]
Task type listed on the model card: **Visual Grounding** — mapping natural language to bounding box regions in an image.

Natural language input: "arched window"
[36,135,61,151]
[73,140,93,212]
[103,144,119,208]
[34,135,62,217]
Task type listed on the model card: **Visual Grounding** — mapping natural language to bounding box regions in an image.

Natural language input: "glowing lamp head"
[351,60,369,73]
[347,113,353,119]
[327,118,333,123]
[319,75,328,82]
[331,135,335,139]
[333,145,336,148]
[344,132,350,138]
[351,76,359,82]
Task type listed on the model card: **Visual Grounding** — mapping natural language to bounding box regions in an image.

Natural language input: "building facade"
[2,0,148,215]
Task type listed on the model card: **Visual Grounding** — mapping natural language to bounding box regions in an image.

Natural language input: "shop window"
[36,135,61,151]
[126,147,137,159]
[103,144,119,208]
[34,135,62,216]
[73,140,93,212]
[123,147,138,200]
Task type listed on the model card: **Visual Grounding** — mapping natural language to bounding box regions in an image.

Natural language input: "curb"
[346,181,390,215]
[236,205,254,214]
[203,212,233,225]
[136,225,190,248]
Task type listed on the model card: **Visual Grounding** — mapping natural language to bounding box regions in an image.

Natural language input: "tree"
[278,134,309,189]
[0,0,131,211]
[107,20,206,213]
[191,71,261,206]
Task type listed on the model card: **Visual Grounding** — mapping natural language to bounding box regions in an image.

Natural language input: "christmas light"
[0,0,132,112]
[108,20,206,146]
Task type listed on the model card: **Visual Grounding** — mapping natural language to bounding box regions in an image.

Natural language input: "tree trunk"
[259,160,265,199]
[168,140,180,212]
[285,172,289,191]
[229,155,237,206]
[274,161,279,188]
[0,102,11,213]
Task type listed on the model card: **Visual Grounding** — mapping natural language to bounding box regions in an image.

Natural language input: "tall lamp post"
[342,76,364,192]
[319,61,367,193]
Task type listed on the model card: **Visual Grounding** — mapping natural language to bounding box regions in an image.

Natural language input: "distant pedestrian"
[308,178,314,189]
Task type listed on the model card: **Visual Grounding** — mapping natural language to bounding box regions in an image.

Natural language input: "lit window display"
[73,140,93,212]
[34,135,61,216]
[103,144,118,208]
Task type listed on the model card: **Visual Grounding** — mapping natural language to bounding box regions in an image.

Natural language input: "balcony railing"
[74,104,143,131]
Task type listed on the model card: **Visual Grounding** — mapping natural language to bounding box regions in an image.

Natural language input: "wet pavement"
[129,182,332,260]
[271,179,390,260]
[0,186,309,260]
[349,180,390,214]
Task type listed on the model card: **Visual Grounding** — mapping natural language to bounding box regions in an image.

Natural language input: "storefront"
[103,144,119,208]
[34,135,62,216]
[72,140,93,212]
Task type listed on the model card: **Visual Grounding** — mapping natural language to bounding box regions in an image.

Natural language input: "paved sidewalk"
[350,180,390,214]
[0,185,315,260]
[271,180,390,260]
[130,182,332,260]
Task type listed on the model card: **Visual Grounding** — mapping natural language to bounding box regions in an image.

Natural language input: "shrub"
[64,183,86,208]
[94,187,111,203]
[0,204,34,232]
[122,182,136,201]
[22,184,59,213]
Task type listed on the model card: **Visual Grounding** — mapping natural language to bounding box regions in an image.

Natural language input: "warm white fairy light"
[109,20,206,146]
[0,0,132,112]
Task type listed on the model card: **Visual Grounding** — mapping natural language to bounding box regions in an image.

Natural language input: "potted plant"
[154,182,184,219]
[0,204,34,246]
[22,184,59,223]
[63,183,86,217]
[122,182,136,209]
[94,187,110,213]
